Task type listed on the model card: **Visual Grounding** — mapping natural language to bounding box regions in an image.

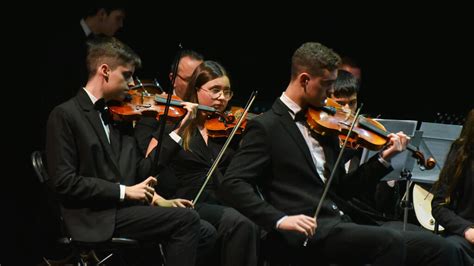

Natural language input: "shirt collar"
[280,92,302,119]
[80,18,92,37]
[83,87,98,104]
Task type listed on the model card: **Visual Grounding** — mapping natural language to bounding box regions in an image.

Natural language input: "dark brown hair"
[291,42,341,79]
[86,36,141,78]
[433,109,474,203]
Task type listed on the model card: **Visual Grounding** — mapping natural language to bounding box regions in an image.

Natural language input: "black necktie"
[94,98,111,125]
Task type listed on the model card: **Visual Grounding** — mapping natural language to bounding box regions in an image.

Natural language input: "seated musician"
[143,61,260,266]
[219,42,461,266]
[432,109,474,266]
[45,36,211,266]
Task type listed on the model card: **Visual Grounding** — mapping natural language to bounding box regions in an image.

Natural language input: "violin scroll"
[412,150,436,170]
[205,107,248,138]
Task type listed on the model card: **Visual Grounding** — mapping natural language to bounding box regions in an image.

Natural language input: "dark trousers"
[273,222,461,266]
[114,205,201,266]
[444,234,474,266]
[197,219,218,266]
[197,202,259,266]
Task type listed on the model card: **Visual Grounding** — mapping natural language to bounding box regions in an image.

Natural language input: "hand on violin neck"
[174,101,199,135]
[381,132,410,160]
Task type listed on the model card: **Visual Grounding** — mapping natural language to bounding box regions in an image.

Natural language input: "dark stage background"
[7,2,473,264]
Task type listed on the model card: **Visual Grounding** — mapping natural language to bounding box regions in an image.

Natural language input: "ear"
[299,73,310,87]
[169,72,173,81]
[98,64,110,81]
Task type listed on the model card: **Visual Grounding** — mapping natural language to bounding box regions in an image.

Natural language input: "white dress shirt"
[80,18,92,37]
[280,92,328,183]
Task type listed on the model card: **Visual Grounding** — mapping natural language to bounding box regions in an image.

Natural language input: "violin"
[306,98,436,170]
[205,106,248,138]
[108,89,216,123]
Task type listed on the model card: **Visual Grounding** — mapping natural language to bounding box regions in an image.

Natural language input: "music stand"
[410,122,462,184]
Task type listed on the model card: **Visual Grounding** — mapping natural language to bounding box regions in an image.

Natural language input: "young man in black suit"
[46,36,206,266]
[220,42,461,265]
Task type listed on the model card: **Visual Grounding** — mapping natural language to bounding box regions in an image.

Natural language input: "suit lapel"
[189,129,213,165]
[108,124,122,162]
[75,90,121,177]
[320,135,338,179]
[273,99,319,179]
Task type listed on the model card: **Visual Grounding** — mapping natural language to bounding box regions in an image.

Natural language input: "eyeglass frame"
[199,86,233,99]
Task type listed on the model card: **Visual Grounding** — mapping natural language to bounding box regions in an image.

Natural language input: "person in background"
[432,109,474,266]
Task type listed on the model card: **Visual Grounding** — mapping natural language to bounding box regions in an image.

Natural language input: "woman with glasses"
[144,60,259,266]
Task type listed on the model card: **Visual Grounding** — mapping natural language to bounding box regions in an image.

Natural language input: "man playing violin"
[45,36,206,266]
[220,42,461,265]
[144,60,260,266]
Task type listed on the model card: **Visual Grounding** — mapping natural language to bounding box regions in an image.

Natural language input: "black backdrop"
[40,3,474,120]
[8,2,473,264]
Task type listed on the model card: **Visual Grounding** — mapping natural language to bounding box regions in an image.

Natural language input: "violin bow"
[193,90,258,204]
[152,44,183,174]
[303,103,363,246]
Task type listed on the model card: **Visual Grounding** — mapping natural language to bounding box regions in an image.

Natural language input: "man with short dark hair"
[220,42,461,265]
[46,36,203,266]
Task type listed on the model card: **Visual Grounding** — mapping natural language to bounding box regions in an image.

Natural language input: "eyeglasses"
[201,87,233,99]
[176,73,192,83]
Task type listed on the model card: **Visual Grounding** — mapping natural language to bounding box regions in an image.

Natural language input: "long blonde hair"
[181,60,228,151]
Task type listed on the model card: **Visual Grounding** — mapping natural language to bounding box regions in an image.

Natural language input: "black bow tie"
[294,109,307,123]
[94,98,111,125]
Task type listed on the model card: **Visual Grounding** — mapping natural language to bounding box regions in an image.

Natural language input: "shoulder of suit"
[49,97,80,119]
[247,109,280,130]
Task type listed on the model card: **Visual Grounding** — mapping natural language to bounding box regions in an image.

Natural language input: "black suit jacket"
[41,23,92,148]
[46,23,89,110]
[155,127,238,201]
[46,89,180,242]
[220,99,392,243]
